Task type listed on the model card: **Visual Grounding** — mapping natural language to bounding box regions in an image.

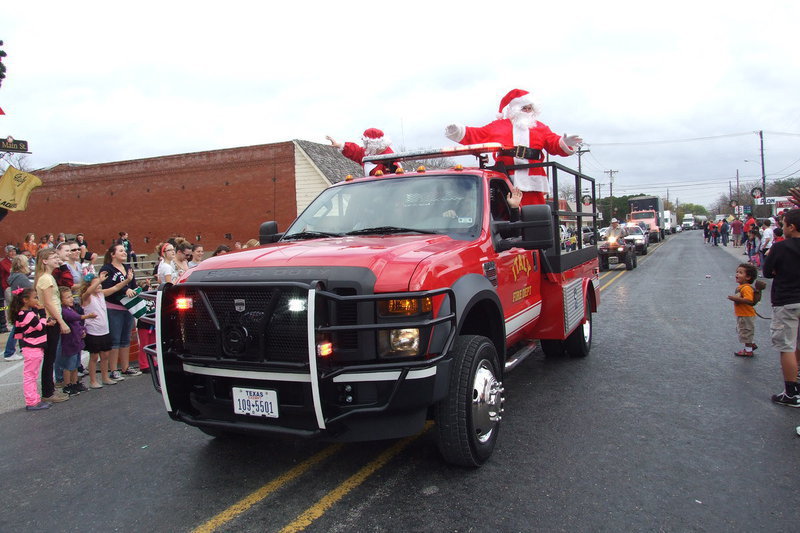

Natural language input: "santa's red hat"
[498,89,538,119]
[362,128,384,140]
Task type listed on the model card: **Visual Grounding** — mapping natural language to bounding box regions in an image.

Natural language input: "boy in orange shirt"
[728,263,758,356]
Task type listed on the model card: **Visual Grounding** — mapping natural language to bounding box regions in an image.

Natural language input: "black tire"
[633,253,638,268]
[540,339,566,358]
[435,335,503,467]
[625,251,634,270]
[641,244,648,255]
[564,311,592,358]
[599,258,608,271]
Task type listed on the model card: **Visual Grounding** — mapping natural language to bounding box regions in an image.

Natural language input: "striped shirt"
[15,308,47,349]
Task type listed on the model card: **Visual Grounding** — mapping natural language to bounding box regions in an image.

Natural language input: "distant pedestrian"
[728,263,758,357]
[188,244,204,268]
[762,209,800,407]
[746,229,761,266]
[730,217,744,247]
[211,245,230,257]
[760,219,774,267]
[720,218,730,247]
[10,288,51,411]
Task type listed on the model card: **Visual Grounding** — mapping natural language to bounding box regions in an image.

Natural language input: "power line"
[586,131,756,147]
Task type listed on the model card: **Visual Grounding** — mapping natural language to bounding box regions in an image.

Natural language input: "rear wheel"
[641,244,648,255]
[599,258,608,271]
[564,311,592,357]
[540,339,566,358]
[436,335,503,467]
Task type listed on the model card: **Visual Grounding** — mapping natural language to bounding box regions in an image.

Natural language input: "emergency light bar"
[362,143,504,164]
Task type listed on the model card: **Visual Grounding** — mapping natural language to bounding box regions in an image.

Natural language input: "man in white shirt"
[761,219,774,266]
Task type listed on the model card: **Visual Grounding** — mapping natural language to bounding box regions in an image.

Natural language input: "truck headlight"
[378,328,420,358]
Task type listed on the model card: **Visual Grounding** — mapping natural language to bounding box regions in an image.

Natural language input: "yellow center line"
[192,443,344,533]
[279,425,430,533]
[599,269,626,291]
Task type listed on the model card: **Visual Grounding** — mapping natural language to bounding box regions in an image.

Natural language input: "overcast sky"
[2,0,799,208]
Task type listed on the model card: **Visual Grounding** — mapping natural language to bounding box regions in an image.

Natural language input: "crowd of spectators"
[1,230,249,411]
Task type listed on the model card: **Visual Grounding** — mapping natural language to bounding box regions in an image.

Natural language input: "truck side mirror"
[259,221,282,244]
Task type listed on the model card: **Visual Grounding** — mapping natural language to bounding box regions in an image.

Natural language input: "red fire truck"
[142,143,600,466]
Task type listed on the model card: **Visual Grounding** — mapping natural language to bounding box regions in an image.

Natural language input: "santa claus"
[326,128,401,176]
[445,89,582,205]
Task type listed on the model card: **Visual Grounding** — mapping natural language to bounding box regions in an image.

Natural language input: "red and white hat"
[362,128,384,141]
[498,89,538,119]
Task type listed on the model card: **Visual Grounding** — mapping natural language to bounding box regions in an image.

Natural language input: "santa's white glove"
[560,134,583,153]
[445,124,466,142]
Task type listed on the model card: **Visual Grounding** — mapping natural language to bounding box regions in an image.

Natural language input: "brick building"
[0,140,361,254]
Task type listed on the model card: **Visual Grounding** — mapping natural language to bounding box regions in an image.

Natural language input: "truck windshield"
[631,212,654,220]
[283,175,482,239]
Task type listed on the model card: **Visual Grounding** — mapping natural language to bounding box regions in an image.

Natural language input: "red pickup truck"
[142,143,600,466]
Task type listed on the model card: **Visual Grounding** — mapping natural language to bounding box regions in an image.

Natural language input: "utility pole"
[759,130,766,206]
[604,169,618,197]
[576,147,590,176]
[736,169,740,204]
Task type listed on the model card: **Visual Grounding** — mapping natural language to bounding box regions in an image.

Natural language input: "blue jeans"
[54,336,63,382]
[108,308,134,349]
[4,325,18,357]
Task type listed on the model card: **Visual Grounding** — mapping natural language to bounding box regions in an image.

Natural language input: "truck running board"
[504,342,538,372]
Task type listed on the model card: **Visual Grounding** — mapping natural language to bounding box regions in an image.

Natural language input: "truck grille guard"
[139,282,457,431]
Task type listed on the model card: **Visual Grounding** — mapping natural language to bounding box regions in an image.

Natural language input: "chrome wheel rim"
[471,360,503,444]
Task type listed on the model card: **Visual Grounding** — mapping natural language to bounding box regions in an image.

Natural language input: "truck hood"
[185,234,468,292]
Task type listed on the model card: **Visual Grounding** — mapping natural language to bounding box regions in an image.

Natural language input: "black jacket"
[762,237,800,306]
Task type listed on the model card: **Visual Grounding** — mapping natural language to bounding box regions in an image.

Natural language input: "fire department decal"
[511,254,532,281]
[234,298,246,312]
[512,285,532,302]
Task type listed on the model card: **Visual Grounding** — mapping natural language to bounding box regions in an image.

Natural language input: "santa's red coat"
[457,119,572,193]
[341,142,397,176]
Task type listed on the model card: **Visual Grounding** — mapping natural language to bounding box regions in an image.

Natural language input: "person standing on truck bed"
[444,88,582,206]
[326,128,402,176]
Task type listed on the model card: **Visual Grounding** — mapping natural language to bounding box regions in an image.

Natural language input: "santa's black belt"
[498,146,542,160]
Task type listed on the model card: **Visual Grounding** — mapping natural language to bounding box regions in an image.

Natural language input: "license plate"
[232,387,279,418]
[608,256,619,264]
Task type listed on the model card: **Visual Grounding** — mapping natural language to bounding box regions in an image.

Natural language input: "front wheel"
[436,335,503,467]
[625,251,635,270]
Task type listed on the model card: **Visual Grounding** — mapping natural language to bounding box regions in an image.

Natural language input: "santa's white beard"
[509,111,536,130]
[363,138,389,155]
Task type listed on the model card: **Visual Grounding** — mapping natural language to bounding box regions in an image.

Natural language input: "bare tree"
[0,152,32,171]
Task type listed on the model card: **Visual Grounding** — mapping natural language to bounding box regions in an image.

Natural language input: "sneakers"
[74,382,89,392]
[121,368,142,377]
[110,370,125,381]
[3,354,23,361]
[734,350,754,357]
[771,392,800,407]
[63,384,80,396]
[26,401,52,411]
[42,391,69,403]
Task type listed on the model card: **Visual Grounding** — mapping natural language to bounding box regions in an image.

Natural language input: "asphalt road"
[2,231,799,532]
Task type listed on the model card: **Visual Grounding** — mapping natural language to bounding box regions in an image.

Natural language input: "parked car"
[623,224,649,255]
[599,226,609,239]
